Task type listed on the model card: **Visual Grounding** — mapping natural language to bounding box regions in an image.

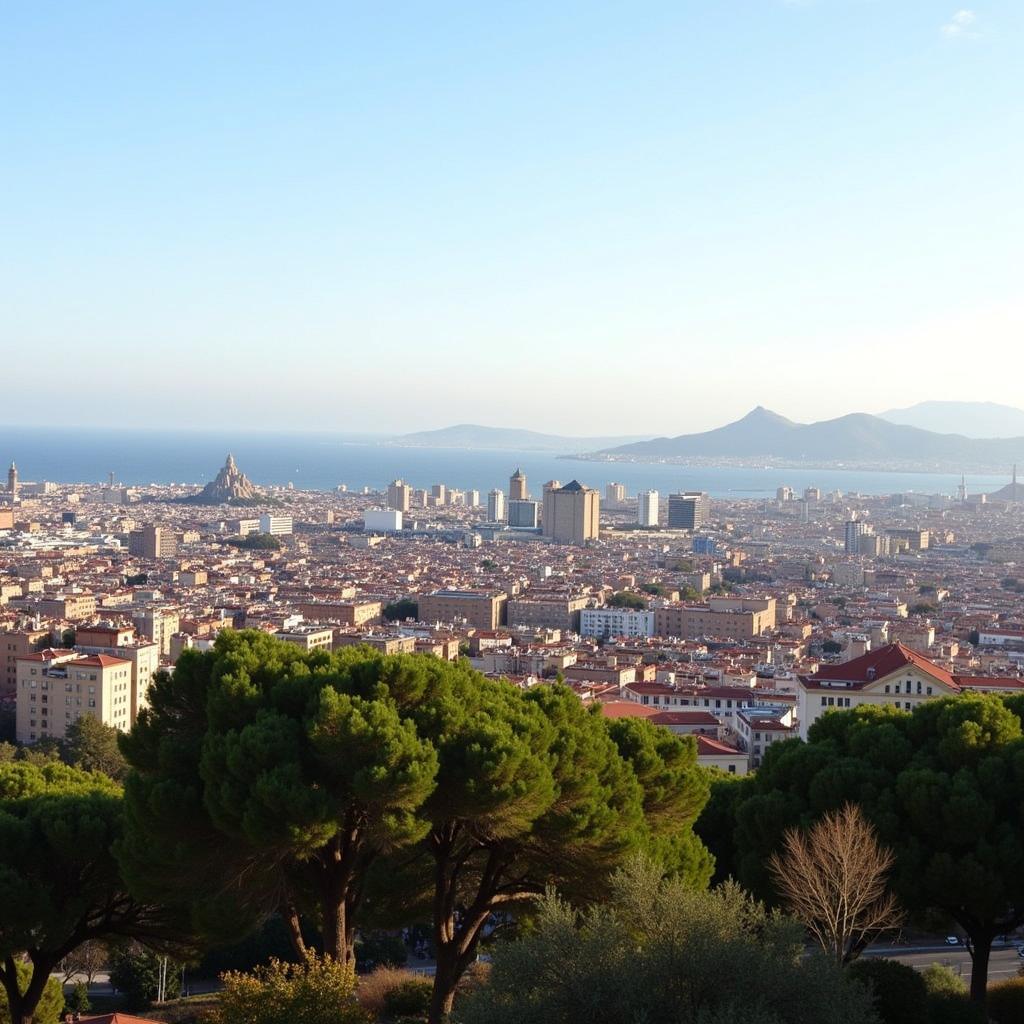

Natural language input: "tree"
[605,592,645,609]
[455,858,879,1024]
[822,640,843,655]
[109,945,181,1009]
[0,961,63,1024]
[119,632,438,965]
[768,804,902,965]
[726,696,1024,1005]
[227,534,281,550]
[0,762,186,1024]
[213,952,368,1024]
[382,599,417,622]
[66,982,91,1015]
[59,940,107,985]
[61,717,128,781]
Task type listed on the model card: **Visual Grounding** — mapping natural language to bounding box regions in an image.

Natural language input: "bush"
[214,952,369,1024]
[987,976,1024,1024]
[847,958,926,1024]
[357,968,430,1020]
[456,858,879,1024]
[383,977,432,1019]
[921,963,984,1024]
[66,982,91,1014]
[354,933,407,971]
[0,960,64,1024]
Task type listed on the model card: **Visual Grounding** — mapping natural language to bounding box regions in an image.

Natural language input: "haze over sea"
[1,427,1010,500]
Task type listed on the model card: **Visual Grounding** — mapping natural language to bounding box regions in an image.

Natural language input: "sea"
[0,425,1011,500]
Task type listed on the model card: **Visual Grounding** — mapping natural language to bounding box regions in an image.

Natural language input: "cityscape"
[3,2,1024,1024]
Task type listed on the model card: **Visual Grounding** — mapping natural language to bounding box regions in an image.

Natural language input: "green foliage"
[987,976,1024,1024]
[455,858,878,1024]
[109,947,181,1010]
[214,953,369,1024]
[723,695,1024,1002]
[382,599,418,622]
[0,760,186,1024]
[605,591,645,609]
[847,958,926,1024]
[66,982,91,1014]
[126,573,148,586]
[383,977,432,1018]
[921,963,984,1024]
[198,915,303,977]
[639,583,664,596]
[227,533,281,550]
[61,716,129,781]
[909,602,936,615]
[0,961,63,1024]
[821,640,843,654]
[920,963,966,998]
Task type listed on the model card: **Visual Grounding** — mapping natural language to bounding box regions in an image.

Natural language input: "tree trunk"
[1,957,53,1024]
[428,943,460,1024]
[968,931,991,1005]
[282,902,307,959]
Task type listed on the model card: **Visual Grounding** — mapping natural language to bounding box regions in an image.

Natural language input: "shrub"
[357,968,429,1020]
[987,976,1024,1024]
[921,963,984,1024]
[383,977,432,1019]
[921,963,966,998]
[0,961,64,1024]
[66,982,91,1014]
[214,952,369,1024]
[847,958,926,1024]
[109,947,181,1010]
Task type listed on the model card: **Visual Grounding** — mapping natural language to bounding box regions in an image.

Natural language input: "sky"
[2,1,1022,435]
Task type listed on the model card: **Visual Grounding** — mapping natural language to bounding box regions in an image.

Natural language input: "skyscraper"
[7,463,18,501]
[487,489,506,522]
[667,492,710,530]
[509,468,528,501]
[542,480,599,545]
[637,489,659,527]
[844,519,868,554]
[605,482,626,508]
[387,479,411,512]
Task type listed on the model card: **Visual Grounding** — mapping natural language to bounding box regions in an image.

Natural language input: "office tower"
[387,478,411,512]
[540,480,562,536]
[7,462,17,501]
[508,498,540,529]
[509,468,528,501]
[542,480,599,545]
[259,513,293,535]
[466,489,480,507]
[667,492,710,530]
[487,489,506,522]
[844,519,868,554]
[128,525,177,559]
[637,489,659,527]
[804,486,821,502]
[431,483,447,506]
[776,486,793,502]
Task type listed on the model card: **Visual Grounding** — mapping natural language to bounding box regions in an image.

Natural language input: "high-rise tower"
[7,463,17,501]
[509,468,527,501]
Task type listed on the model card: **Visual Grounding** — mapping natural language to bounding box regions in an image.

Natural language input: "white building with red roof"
[797,641,1024,739]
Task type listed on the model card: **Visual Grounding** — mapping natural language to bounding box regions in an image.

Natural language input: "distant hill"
[880,401,1024,438]
[592,407,1024,470]
[394,424,652,452]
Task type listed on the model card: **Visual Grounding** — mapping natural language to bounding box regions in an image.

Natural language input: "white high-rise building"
[844,519,868,554]
[487,489,506,523]
[466,490,480,508]
[637,490,659,527]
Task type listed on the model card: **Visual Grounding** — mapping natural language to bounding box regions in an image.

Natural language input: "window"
[728,765,736,774]
[884,684,890,693]
[926,686,932,695]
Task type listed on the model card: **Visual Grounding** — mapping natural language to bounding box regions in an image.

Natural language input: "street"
[864,942,1023,987]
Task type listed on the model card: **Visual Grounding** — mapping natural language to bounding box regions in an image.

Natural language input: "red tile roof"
[806,642,959,690]
[696,735,744,757]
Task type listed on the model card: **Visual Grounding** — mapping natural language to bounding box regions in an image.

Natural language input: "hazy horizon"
[4,2,1022,433]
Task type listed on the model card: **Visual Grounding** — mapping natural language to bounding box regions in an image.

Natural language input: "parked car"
[945,936,960,946]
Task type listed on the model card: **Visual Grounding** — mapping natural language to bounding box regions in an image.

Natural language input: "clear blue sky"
[3,2,1021,434]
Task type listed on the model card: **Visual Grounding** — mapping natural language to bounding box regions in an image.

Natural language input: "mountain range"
[394,424,652,452]
[593,407,1024,471]
[879,401,1024,438]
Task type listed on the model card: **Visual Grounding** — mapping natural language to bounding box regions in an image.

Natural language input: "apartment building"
[259,514,294,536]
[15,649,134,744]
[542,481,599,545]
[507,591,591,632]
[579,607,655,639]
[298,600,383,627]
[653,597,776,639]
[274,625,334,651]
[1,626,52,697]
[128,525,178,559]
[419,589,508,630]
[667,492,710,530]
[75,624,160,718]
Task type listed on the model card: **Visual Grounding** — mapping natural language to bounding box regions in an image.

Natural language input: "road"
[863,942,1023,987]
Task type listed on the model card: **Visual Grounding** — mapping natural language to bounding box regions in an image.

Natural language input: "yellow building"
[542,480,599,545]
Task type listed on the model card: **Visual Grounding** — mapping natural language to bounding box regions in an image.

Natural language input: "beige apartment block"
[419,590,508,630]
[542,481,599,545]
[16,649,134,744]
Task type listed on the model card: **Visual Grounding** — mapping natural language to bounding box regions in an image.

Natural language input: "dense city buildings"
[2,451,1024,785]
